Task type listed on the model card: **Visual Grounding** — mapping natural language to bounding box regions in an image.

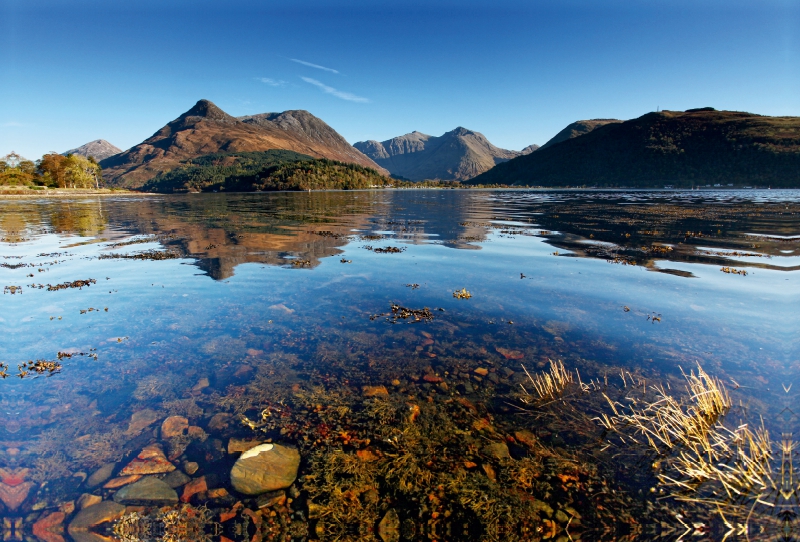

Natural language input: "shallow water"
[1,189,799,541]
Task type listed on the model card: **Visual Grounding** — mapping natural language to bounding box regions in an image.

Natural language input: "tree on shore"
[0,152,37,186]
[37,153,104,188]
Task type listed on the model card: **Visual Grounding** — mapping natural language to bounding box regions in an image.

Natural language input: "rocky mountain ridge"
[469,108,800,187]
[64,139,122,161]
[355,128,536,181]
[100,100,387,188]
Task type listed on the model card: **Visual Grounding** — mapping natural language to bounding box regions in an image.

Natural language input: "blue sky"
[2,0,799,159]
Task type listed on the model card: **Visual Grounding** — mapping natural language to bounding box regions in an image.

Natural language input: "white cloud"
[291,58,339,74]
[256,77,287,87]
[2,121,24,128]
[301,77,370,103]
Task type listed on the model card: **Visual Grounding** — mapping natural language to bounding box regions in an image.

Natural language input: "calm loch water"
[1,190,799,541]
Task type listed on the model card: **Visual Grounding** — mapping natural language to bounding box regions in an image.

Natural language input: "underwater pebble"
[362,385,389,397]
[180,476,207,503]
[162,470,190,489]
[77,493,102,510]
[120,444,175,476]
[112,477,179,506]
[68,501,125,534]
[161,416,189,438]
[230,443,300,495]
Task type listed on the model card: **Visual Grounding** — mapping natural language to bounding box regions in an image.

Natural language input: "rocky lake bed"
[0,190,798,541]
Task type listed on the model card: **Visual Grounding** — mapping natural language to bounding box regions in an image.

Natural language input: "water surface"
[1,190,799,541]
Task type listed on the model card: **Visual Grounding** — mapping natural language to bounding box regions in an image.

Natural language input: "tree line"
[0,152,103,189]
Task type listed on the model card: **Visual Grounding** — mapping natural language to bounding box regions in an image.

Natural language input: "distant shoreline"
[0,188,153,198]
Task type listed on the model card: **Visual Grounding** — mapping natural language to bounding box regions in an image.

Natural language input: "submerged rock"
[87,463,116,487]
[69,500,125,532]
[112,477,178,506]
[162,470,191,488]
[230,443,300,495]
[161,416,189,438]
[120,444,175,476]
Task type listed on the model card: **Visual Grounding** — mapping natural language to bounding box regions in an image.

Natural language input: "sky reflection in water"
[0,189,799,540]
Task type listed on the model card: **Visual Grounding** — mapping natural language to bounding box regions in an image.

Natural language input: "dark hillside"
[141,150,391,193]
[469,109,800,187]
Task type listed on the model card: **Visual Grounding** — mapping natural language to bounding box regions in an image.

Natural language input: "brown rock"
[228,438,263,454]
[33,511,65,542]
[192,377,210,393]
[77,494,102,510]
[495,347,524,360]
[514,430,538,449]
[68,501,125,532]
[181,476,207,503]
[120,445,175,476]
[161,416,189,438]
[362,385,389,397]
[187,426,206,439]
[112,477,178,506]
[207,488,229,499]
[474,368,489,376]
[422,374,442,383]
[125,409,159,435]
[87,463,116,488]
[230,444,300,495]
[184,462,200,475]
[220,501,243,522]
[256,490,286,509]
[482,442,511,460]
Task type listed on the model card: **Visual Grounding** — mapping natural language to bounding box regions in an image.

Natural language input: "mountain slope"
[141,150,390,193]
[64,139,121,161]
[469,109,800,187]
[100,100,387,188]
[539,119,622,150]
[354,128,533,181]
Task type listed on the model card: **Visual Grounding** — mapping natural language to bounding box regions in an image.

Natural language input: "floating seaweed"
[99,250,180,261]
[363,245,405,254]
[370,304,436,324]
[46,279,97,291]
[453,288,472,299]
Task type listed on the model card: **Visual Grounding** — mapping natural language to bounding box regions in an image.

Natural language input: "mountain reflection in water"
[0,190,798,542]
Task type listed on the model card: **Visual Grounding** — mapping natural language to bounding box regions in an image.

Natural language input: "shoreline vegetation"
[1,148,790,196]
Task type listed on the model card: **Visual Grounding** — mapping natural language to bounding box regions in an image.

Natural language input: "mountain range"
[470,108,800,187]
[99,100,387,188]
[64,139,122,161]
[354,129,537,181]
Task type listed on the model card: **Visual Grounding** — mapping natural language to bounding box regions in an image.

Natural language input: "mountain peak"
[180,99,235,122]
[354,127,522,181]
[448,127,474,136]
[100,99,388,187]
[64,139,122,161]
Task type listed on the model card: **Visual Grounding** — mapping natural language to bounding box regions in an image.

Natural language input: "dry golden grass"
[520,359,574,402]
